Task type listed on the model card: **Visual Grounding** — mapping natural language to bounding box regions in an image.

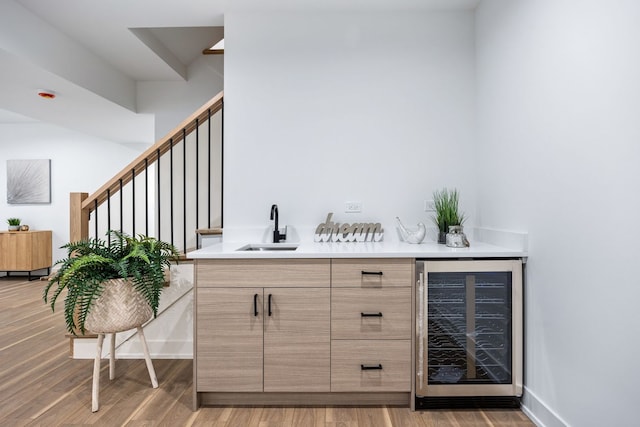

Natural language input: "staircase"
[69,90,224,255]
[66,91,223,356]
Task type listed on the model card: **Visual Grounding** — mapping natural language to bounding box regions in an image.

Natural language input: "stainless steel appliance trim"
[417,271,424,391]
[415,259,523,398]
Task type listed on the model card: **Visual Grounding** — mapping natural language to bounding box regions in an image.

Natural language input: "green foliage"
[432,188,466,233]
[43,230,179,335]
[7,218,21,226]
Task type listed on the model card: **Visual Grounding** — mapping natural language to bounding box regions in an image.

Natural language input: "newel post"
[70,192,89,243]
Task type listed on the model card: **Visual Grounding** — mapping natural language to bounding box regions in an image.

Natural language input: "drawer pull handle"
[361,364,383,371]
[361,271,383,276]
[268,294,273,317]
[253,293,259,316]
[361,312,383,317]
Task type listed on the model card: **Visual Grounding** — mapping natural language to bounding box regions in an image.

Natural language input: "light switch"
[424,199,435,212]
[345,201,362,213]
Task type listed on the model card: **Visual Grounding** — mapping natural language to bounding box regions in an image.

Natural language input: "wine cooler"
[415,259,523,408]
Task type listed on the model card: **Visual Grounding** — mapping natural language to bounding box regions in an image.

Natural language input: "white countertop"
[188,240,526,259]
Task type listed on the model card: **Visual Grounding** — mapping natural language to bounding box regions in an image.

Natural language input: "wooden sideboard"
[0,230,52,280]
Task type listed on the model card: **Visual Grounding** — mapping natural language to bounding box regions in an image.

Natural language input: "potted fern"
[432,188,466,244]
[43,230,179,335]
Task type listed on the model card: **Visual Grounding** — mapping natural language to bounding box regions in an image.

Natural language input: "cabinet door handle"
[361,271,383,276]
[268,294,273,317]
[361,312,383,317]
[254,293,259,316]
[361,364,383,370]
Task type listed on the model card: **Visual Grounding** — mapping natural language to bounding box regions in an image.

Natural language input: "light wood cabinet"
[0,230,52,279]
[194,257,412,407]
[195,259,331,397]
[330,258,413,393]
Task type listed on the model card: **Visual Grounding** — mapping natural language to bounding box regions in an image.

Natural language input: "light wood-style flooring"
[0,276,535,426]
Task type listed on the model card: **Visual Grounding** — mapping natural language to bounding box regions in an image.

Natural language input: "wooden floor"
[0,276,535,427]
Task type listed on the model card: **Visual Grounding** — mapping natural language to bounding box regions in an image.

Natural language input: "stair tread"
[195,228,223,235]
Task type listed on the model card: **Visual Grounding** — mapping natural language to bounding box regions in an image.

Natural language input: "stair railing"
[70,91,223,256]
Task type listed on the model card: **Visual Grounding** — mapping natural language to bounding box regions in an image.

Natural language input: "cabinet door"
[196,288,264,392]
[263,288,330,392]
[0,232,29,270]
[30,231,52,270]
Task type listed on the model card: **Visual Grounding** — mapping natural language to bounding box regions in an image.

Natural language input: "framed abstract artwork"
[6,159,51,204]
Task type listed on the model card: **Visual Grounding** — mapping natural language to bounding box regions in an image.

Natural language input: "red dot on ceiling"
[38,91,56,99]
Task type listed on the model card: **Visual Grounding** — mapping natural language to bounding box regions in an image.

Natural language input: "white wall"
[137,54,224,141]
[224,11,477,236]
[475,1,640,426]
[0,123,141,263]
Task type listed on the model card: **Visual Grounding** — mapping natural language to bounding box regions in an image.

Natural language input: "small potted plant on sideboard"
[7,218,21,231]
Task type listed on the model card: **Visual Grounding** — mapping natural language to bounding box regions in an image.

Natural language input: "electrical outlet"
[424,199,435,212]
[345,201,362,213]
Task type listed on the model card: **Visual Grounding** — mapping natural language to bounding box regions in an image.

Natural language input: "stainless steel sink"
[236,243,299,252]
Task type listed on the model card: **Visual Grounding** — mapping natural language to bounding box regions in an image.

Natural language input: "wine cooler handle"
[417,272,424,390]
[268,294,273,317]
[254,293,259,317]
[361,364,383,370]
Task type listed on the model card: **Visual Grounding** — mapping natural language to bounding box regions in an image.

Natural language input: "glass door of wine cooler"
[416,260,523,399]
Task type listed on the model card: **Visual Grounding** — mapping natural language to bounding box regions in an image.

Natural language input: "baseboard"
[521,387,569,427]
[71,337,192,359]
[198,392,410,407]
[112,340,192,359]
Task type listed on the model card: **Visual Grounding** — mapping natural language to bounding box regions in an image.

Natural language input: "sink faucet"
[270,204,287,243]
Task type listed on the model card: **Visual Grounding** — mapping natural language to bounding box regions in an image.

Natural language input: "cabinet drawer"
[196,259,330,288]
[331,259,412,288]
[331,340,411,392]
[332,288,411,340]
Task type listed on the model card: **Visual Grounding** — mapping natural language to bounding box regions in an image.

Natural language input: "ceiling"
[1,0,479,141]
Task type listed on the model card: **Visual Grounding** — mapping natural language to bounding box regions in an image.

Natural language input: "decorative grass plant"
[432,188,465,242]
